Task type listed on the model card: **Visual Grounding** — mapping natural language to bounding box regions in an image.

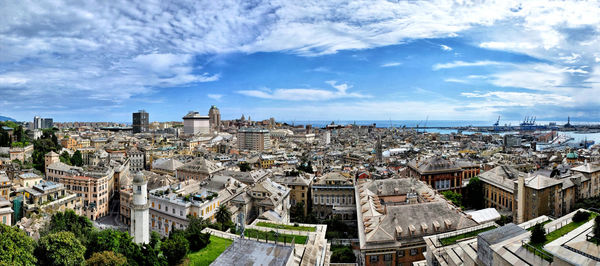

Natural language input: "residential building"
[311,172,355,221]
[230,177,290,224]
[46,162,115,220]
[571,161,600,198]
[355,178,479,266]
[33,116,53,129]
[16,172,43,188]
[22,181,82,217]
[9,143,34,162]
[0,171,10,198]
[183,111,210,135]
[61,136,78,150]
[271,173,314,216]
[0,197,12,226]
[238,128,271,151]
[151,158,183,176]
[132,110,149,134]
[128,147,145,172]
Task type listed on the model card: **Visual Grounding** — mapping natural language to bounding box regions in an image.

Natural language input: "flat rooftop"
[211,238,293,266]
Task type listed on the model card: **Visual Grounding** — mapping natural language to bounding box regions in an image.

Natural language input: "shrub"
[530,223,546,244]
[572,211,591,223]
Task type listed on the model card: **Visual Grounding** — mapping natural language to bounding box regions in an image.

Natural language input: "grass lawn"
[256,222,316,232]
[439,226,496,246]
[244,228,308,244]
[184,236,233,266]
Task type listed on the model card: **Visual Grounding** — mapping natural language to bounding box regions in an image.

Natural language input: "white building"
[131,172,150,244]
[183,111,210,135]
[238,128,271,151]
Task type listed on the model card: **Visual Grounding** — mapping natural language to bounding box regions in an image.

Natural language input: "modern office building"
[208,105,221,133]
[238,128,271,151]
[182,111,210,135]
[132,110,149,134]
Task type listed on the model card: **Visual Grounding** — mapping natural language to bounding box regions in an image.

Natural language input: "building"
[271,173,314,216]
[128,148,145,173]
[208,105,221,133]
[132,110,149,134]
[311,172,355,221]
[131,172,150,244]
[238,128,271,151]
[407,156,464,192]
[0,197,12,226]
[175,157,224,182]
[33,116,53,129]
[9,143,34,162]
[151,158,184,176]
[15,172,43,188]
[230,177,290,224]
[46,162,115,220]
[571,161,600,198]
[60,136,78,150]
[22,181,82,217]
[183,111,210,135]
[355,178,479,266]
[0,171,11,198]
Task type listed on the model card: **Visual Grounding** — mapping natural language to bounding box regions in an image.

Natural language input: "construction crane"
[493,116,501,127]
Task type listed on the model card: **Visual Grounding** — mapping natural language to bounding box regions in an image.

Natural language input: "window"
[398,250,405,257]
[165,206,168,212]
[410,248,418,256]
[369,255,378,262]
[384,254,392,261]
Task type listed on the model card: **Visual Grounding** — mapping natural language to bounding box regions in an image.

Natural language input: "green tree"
[86,251,128,266]
[238,162,251,172]
[161,233,189,265]
[464,176,484,209]
[290,202,305,223]
[36,231,86,266]
[86,229,142,265]
[330,245,356,263]
[0,126,11,147]
[185,216,210,251]
[442,190,463,208]
[530,223,546,244]
[0,224,37,265]
[42,210,94,246]
[594,216,600,239]
[71,150,83,166]
[59,151,72,165]
[216,205,232,231]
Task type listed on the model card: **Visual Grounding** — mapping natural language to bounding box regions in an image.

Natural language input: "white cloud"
[440,44,452,51]
[208,94,223,101]
[237,81,370,101]
[381,62,402,67]
[433,60,507,70]
[444,78,468,84]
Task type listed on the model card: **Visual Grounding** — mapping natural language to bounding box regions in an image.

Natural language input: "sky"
[1,0,600,123]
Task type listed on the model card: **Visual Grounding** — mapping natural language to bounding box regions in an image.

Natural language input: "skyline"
[2,1,600,122]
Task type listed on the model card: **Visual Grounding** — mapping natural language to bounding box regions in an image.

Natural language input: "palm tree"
[215,205,231,231]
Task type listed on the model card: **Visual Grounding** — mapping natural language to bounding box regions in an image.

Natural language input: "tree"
[330,245,356,263]
[530,223,546,244]
[42,210,94,246]
[71,150,83,166]
[0,224,37,265]
[185,216,210,251]
[290,202,305,223]
[442,190,463,208]
[59,151,72,165]
[572,210,591,223]
[215,205,232,231]
[464,176,484,209]
[36,231,86,266]
[86,229,142,265]
[238,162,251,172]
[86,251,128,266]
[161,233,189,265]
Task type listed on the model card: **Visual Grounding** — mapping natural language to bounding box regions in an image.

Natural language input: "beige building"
[9,144,34,162]
[571,161,600,198]
[0,171,11,198]
[0,197,12,226]
[238,128,271,151]
[175,157,224,182]
[22,181,82,217]
[16,172,43,188]
[272,173,314,216]
[230,177,290,224]
[311,172,355,221]
[46,162,115,220]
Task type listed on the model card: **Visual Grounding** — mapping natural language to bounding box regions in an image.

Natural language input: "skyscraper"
[208,105,221,133]
[132,110,149,134]
[33,116,53,129]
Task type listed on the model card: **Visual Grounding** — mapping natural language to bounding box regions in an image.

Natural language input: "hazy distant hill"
[0,115,16,122]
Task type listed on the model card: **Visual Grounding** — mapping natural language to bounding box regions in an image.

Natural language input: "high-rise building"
[132,110,149,134]
[238,128,271,151]
[131,172,149,244]
[33,116,53,129]
[182,111,210,135]
[208,105,221,133]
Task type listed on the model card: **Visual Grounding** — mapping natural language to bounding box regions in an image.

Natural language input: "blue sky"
[1,1,600,122]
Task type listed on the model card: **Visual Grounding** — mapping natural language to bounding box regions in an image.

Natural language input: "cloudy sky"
[1,0,600,122]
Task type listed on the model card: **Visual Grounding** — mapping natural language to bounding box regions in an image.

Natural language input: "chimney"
[517,173,526,223]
